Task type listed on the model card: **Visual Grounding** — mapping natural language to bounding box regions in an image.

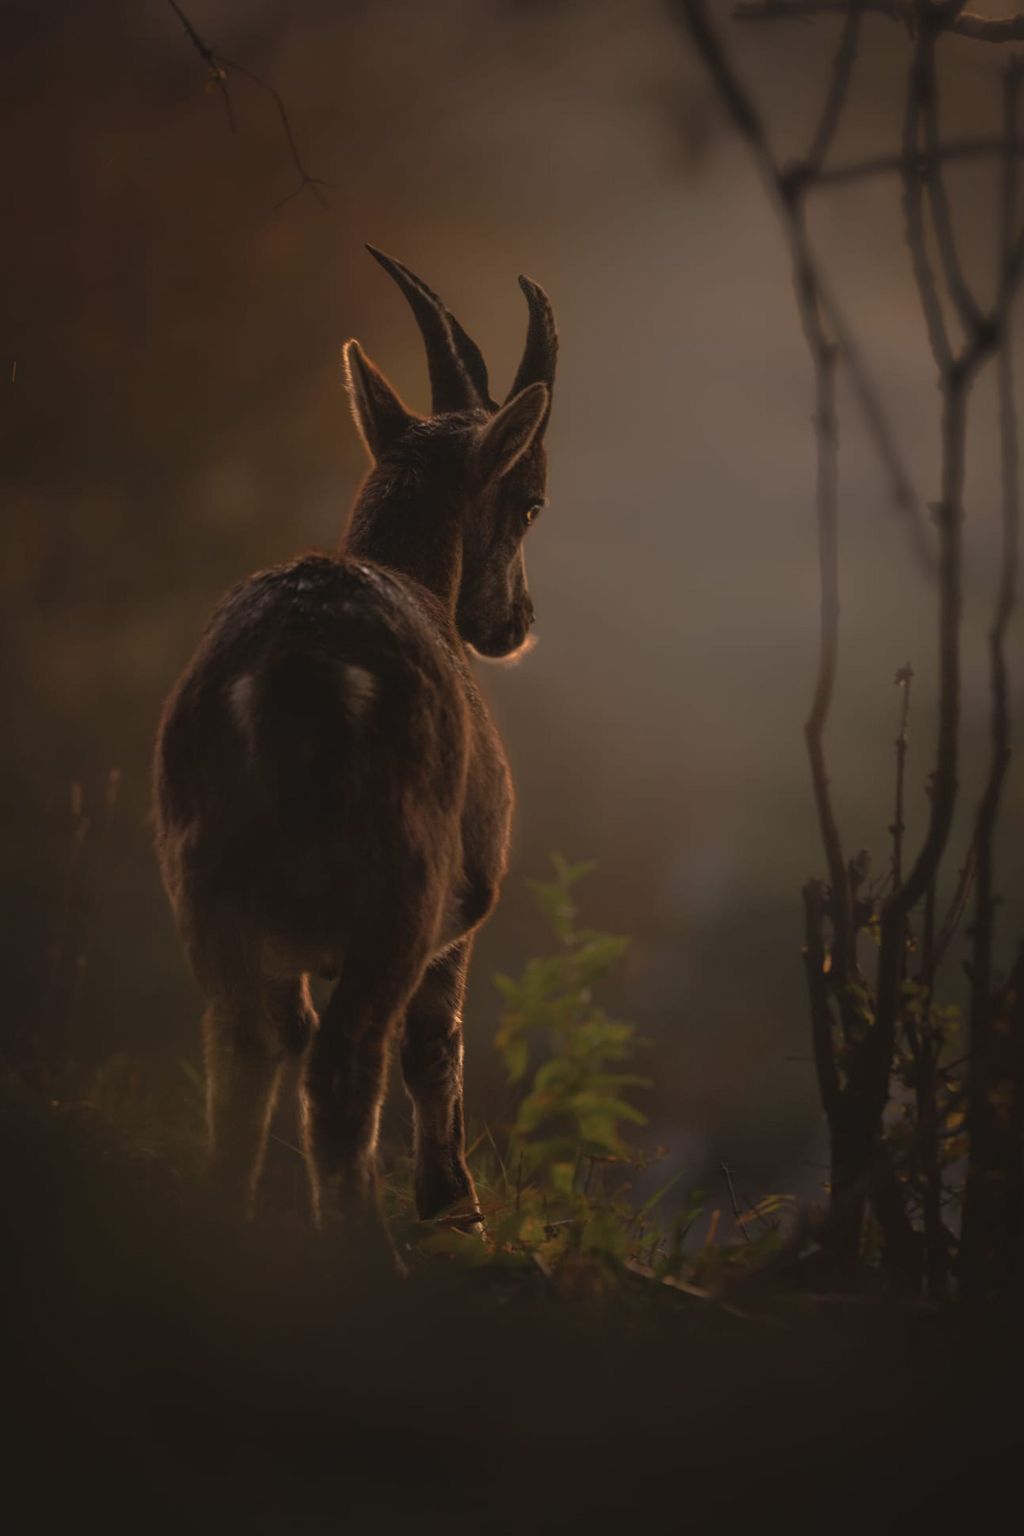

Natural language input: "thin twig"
[803,0,863,179]
[673,0,857,991]
[164,0,329,208]
[814,139,1024,189]
[817,290,935,571]
[804,880,843,1117]
[961,58,1023,1296]
[890,664,913,887]
[879,10,1024,1004]
[929,839,976,973]
[678,2,924,1270]
[720,1160,752,1241]
[918,15,983,338]
[221,56,330,209]
[165,0,235,130]
[871,2,986,1126]
[902,23,953,374]
[735,0,1024,45]
[675,0,935,573]
[680,0,1004,1285]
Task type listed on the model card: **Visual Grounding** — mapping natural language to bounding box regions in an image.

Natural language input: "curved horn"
[445,312,497,412]
[365,245,492,412]
[506,276,558,420]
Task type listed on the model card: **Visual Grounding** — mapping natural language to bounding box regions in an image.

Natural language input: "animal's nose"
[526,598,536,628]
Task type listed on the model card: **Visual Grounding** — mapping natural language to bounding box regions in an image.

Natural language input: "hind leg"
[400,940,480,1224]
[301,950,427,1236]
[204,976,315,1215]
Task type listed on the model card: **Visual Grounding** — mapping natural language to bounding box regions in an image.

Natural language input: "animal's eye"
[523,502,544,527]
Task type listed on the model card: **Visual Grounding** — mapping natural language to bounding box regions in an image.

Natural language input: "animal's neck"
[344,473,464,617]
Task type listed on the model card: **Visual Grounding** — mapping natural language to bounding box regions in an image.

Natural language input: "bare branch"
[719,1161,753,1241]
[800,278,853,988]
[814,138,1024,189]
[918,14,984,337]
[216,54,330,209]
[735,0,1024,44]
[869,12,985,1130]
[890,663,913,887]
[961,61,1022,1296]
[803,0,863,179]
[673,0,858,983]
[901,26,953,373]
[803,880,843,1116]
[886,34,1023,953]
[815,290,935,571]
[872,369,967,1096]
[164,0,329,209]
[682,0,1024,1285]
[165,0,235,130]
[678,0,778,175]
[998,69,1024,316]
[995,60,1022,704]
[676,0,935,572]
[929,838,976,974]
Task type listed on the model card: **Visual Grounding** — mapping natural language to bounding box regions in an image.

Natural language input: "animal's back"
[155,553,481,979]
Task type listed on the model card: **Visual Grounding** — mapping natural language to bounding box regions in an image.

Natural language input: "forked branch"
[874,8,1024,1121]
[674,0,857,996]
[164,0,329,208]
[815,139,1024,189]
[679,0,1024,1285]
[735,0,1024,44]
[960,60,1024,1297]
[674,0,933,573]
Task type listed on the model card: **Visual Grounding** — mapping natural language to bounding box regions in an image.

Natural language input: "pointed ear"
[343,340,415,462]
[474,382,549,488]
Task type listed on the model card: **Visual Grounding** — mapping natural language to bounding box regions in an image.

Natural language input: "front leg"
[400,940,480,1225]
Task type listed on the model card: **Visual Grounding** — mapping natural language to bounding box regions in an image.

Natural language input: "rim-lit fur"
[153,251,557,1244]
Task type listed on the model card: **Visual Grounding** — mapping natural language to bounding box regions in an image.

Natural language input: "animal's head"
[343,246,557,659]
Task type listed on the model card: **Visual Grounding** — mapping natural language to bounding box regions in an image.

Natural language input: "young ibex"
[154,247,557,1247]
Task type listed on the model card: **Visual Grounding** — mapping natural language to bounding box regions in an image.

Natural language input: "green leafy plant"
[415,856,786,1302]
[494,853,647,1195]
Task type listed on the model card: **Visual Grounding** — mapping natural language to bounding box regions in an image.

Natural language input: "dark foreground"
[4,1077,1022,1535]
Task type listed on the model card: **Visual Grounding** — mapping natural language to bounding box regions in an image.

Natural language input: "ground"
[4,1074,1022,1535]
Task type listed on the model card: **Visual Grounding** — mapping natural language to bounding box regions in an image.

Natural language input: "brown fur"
[153,251,557,1244]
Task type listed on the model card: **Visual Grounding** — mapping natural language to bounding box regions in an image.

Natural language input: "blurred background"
[3,0,1022,1206]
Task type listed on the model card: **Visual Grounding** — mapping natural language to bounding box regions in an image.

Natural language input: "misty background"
[3,0,1022,1205]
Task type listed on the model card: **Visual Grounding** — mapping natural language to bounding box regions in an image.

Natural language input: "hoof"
[422,1195,486,1237]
